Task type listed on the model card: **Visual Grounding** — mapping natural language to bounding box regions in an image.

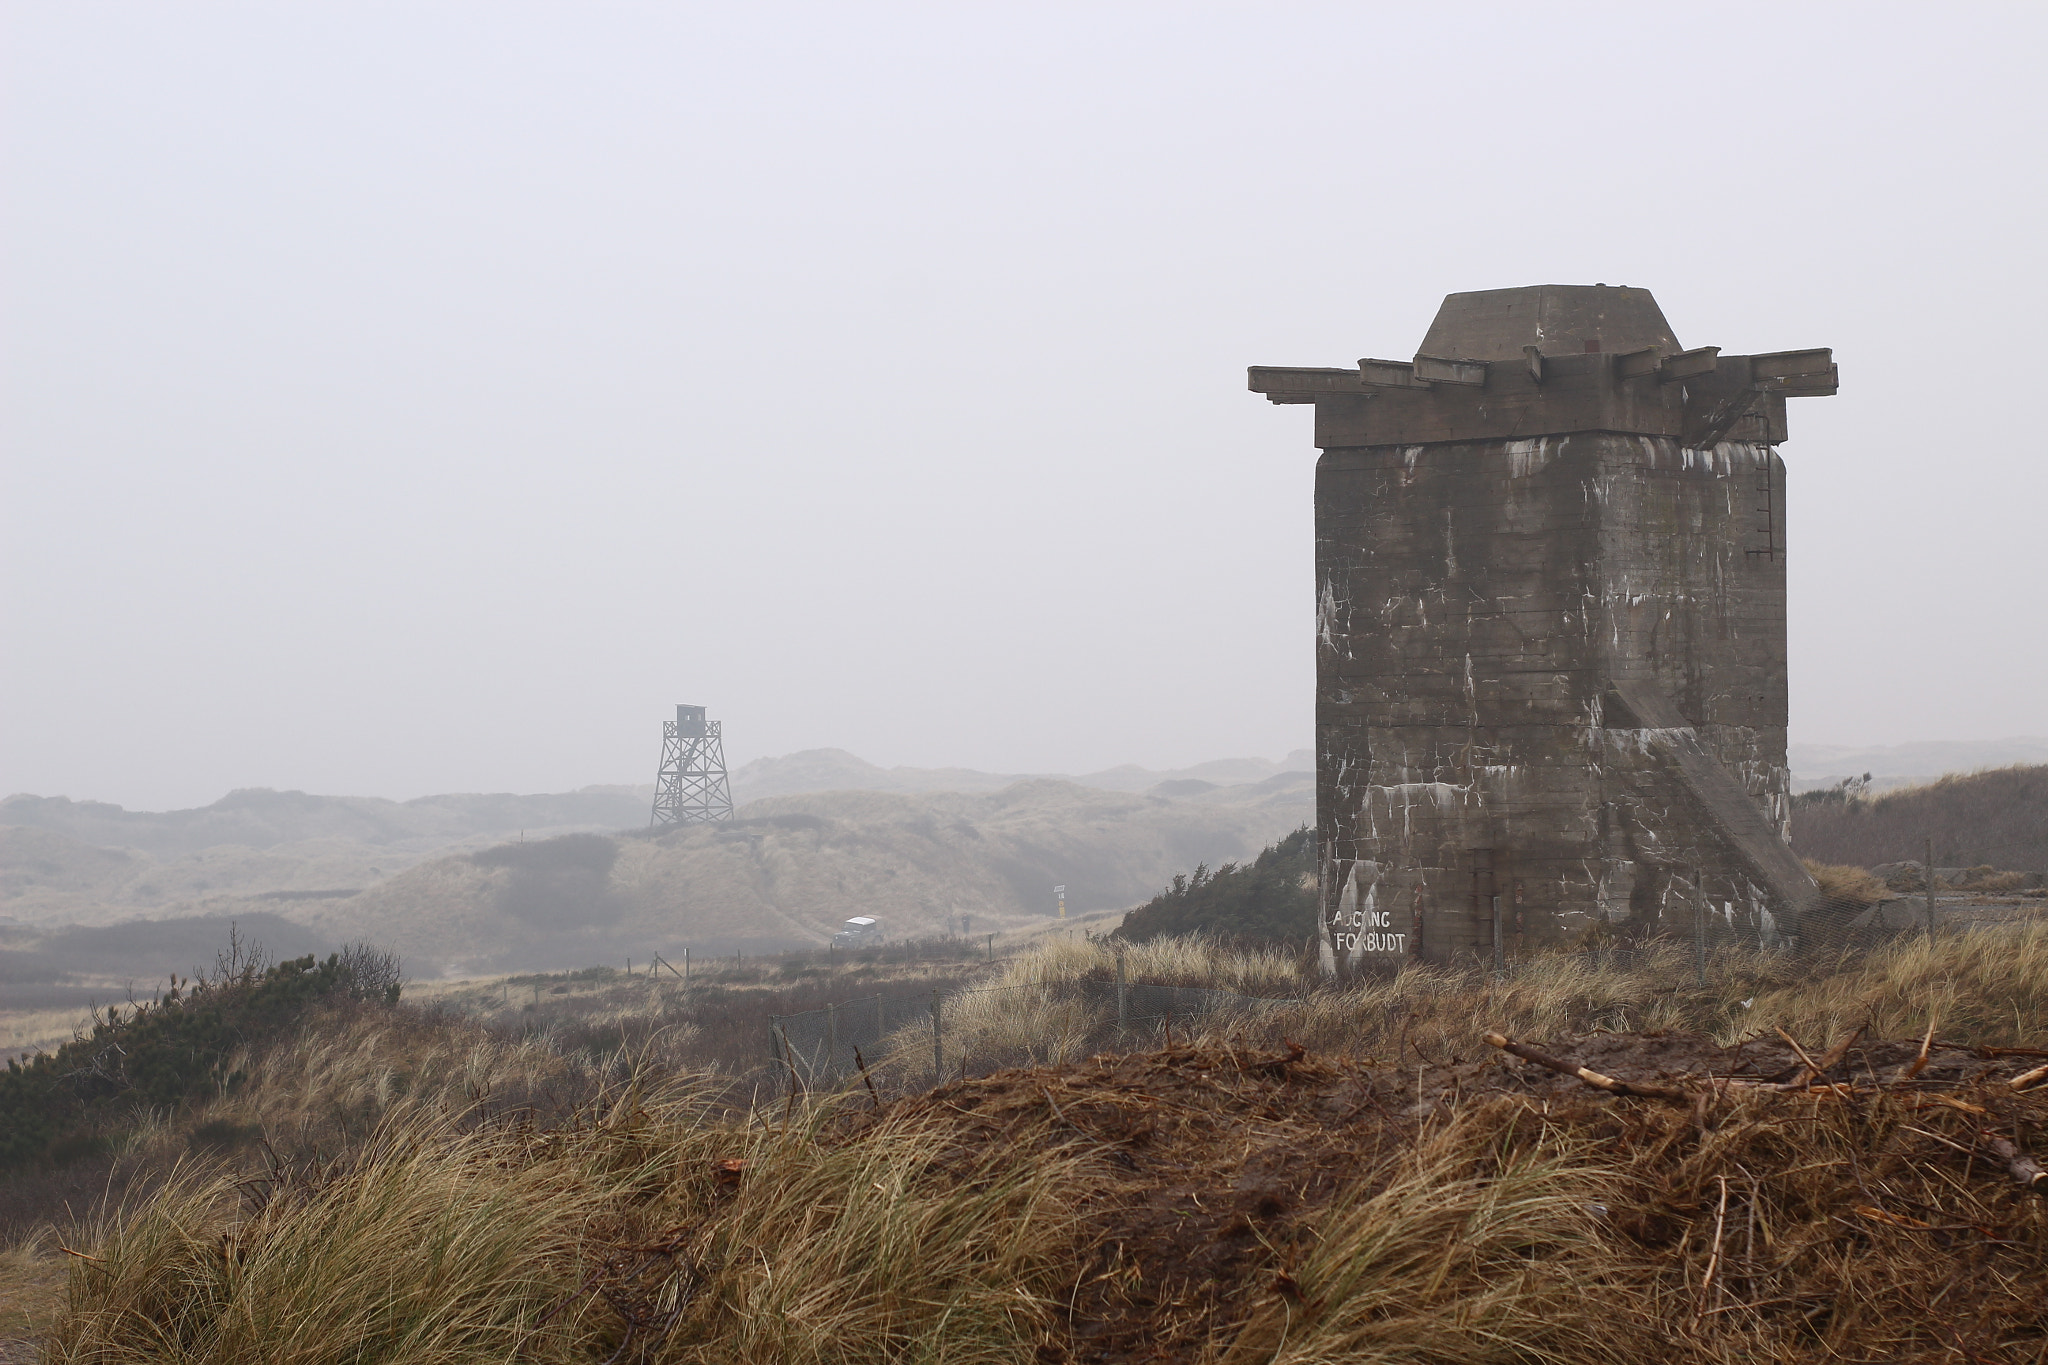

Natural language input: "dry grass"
[1232,1100,1627,1365]
[0,1234,67,1360]
[1959,867,2036,892]
[0,1005,93,1065]
[1802,859,1887,906]
[45,1082,1085,1365]
[1739,913,2048,1046]
[25,919,2048,1363]
[991,933,1303,997]
[843,915,2048,1090]
[1225,917,2048,1059]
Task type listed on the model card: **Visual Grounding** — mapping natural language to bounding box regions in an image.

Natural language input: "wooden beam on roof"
[1359,357,1427,388]
[1248,366,1365,403]
[1613,347,1662,380]
[1750,348,1838,397]
[1411,354,1487,386]
[1658,346,1721,382]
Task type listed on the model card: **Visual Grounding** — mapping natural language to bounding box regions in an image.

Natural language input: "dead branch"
[1789,1025,1863,1090]
[1699,1175,1730,1300]
[1773,1026,1828,1086]
[1895,1020,1936,1084]
[1978,1133,2047,1195]
[2005,1062,2048,1093]
[1901,1094,1989,1117]
[1482,1032,1687,1101]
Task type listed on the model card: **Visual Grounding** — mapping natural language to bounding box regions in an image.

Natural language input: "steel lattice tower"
[649,704,733,827]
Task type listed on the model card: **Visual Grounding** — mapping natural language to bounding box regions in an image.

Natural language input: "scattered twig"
[1772,1026,1828,1085]
[1699,1175,1730,1304]
[1902,1125,1975,1156]
[1790,1025,1863,1090]
[1894,1020,1936,1084]
[1698,1295,1804,1316]
[852,1046,880,1108]
[1482,1032,1687,1100]
[2005,1062,2048,1093]
[1901,1094,1988,1117]
[1854,1204,1932,1230]
[1040,1086,1094,1140]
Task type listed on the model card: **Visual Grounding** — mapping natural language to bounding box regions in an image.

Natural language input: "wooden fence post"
[1116,947,1128,1033]
[1926,836,1938,936]
[1491,894,1504,979]
[1694,863,1707,989]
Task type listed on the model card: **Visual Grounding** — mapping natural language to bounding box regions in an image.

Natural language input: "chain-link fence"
[1794,873,2046,963]
[769,977,1297,1092]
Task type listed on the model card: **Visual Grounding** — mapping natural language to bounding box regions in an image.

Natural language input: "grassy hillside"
[1791,762,2048,871]
[0,787,651,856]
[729,747,1314,800]
[297,779,1310,974]
[0,786,652,938]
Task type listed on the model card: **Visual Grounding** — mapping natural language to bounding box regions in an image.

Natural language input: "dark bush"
[471,832,618,875]
[0,935,396,1171]
[1116,827,1317,946]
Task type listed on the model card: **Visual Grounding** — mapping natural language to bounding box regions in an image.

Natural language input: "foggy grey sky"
[4,3,2044,812]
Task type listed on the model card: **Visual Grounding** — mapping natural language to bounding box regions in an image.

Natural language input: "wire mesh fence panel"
[1790,890,2047,960]
[770,979,1298,1092]
[768,897,2048,1093]
[770,991,941,1092]
[1536,891,2048,979]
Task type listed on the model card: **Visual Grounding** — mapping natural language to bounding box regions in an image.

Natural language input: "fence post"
[1926,836,1938,937]
[684,948,690,983]
[1490,894,1504,979]
[987,933,994,963]
[931,989,943,1080]
[826,1001,838,1073]
[1115,947,1128,1034]
[1693,864,1707,989]
[773,1019,801,1095]
[875,993,885,1045]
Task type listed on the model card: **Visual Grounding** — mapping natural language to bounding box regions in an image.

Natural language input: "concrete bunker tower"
[1250,285,1838,971]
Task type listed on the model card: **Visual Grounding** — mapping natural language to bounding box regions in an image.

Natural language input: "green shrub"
[0,941,397,1170]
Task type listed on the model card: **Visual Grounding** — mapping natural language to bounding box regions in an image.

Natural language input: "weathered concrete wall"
[1254,286,1835,973]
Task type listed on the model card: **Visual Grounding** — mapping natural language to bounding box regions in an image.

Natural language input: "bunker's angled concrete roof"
[1247,284,1836,447]
[1417,284,1680,361]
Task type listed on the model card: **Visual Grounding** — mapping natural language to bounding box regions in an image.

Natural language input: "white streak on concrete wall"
[1505,437,1553,479]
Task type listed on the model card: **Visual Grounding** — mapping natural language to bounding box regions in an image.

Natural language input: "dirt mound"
[873,1031,2048,1362]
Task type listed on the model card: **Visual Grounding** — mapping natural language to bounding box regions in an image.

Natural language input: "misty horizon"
[6,4,2044,811]
[10,734,2048,817]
